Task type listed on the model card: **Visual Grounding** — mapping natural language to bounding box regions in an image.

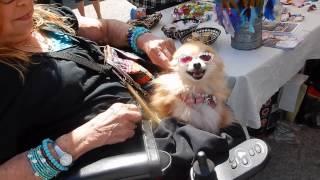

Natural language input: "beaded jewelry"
[27,138,72,179]
[127,26,150,54]
[41,138,68,171]
[27,145,60,180]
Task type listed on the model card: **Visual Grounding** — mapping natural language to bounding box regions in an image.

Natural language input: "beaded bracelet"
[40,145,61,172]
[34,145,59,178]
[27,145,60,180]
[42,138,68,171]
[127,26,150,54]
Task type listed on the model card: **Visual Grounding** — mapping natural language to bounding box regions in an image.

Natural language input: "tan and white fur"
[150,42,233,134]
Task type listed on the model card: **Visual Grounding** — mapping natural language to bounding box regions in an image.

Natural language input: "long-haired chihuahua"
[150,42,233,134]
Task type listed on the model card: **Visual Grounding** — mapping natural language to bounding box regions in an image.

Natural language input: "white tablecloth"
[151,4,320,128]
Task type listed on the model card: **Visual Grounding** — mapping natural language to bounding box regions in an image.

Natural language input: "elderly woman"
[0,0,175,179]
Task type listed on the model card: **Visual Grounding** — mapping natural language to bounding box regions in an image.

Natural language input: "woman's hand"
[83,103,142,147]
[137,33,176,70]
[77,17,176,69]
[58,103,142,159]
[87,103,142,147]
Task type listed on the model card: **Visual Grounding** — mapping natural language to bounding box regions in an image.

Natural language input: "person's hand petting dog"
[137,33,176,70]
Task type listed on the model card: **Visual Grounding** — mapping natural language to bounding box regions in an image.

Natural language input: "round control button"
[231,161,237,169]
[241,157,249,165]
[249,149,255,156]
[254,144,262,153]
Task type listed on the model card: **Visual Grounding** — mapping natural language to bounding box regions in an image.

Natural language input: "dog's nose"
[193,63,201,70]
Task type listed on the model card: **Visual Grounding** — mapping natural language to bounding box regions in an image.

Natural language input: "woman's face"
[0,0,34,45]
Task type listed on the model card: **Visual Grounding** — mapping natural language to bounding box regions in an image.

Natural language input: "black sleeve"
[0,64,22,118]
[0,64,24,163]
[36,4,79,32]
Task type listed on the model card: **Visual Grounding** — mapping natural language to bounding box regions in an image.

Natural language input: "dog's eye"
[179,56,193,63]
[199,54,212,61]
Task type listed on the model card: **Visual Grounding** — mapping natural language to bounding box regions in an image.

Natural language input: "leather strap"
[47,45,148,97]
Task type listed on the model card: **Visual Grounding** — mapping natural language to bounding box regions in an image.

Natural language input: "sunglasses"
[177,52,214,64]
[0,0,15,4]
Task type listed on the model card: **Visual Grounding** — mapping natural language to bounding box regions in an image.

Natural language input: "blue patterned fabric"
[47,31,73,51]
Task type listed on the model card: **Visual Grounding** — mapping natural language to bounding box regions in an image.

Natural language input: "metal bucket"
[231,18,262,50]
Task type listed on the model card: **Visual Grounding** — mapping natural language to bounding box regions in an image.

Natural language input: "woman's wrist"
[136,32,153,54]
[127,26,151,54]
[54,127,92,161]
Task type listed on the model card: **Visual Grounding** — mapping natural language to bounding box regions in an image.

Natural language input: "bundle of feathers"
[150,42,233,134]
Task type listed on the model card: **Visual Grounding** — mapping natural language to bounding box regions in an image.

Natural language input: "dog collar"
[179,92,217,108]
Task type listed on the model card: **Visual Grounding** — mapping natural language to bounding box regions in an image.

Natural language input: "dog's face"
[170,42,224,83]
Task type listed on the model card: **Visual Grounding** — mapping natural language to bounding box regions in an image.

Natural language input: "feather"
[240,9,248,26]
[239,0,247,10]
[222,10,235,37]
[230,0,240,11]
[215,0,225,27]
[264,0,276,21]
[229,8,241,32]
[248,7,258,33]
[256,0,264,17]
[245,7,251,20]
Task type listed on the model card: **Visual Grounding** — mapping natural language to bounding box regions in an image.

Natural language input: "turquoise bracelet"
[42,138,68,171]
[27,145,59,180]
[28,148,49,179]
[35,145,59,178]
[40,145,61,172]
[33,146,57,179]
[127,26,150,54]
